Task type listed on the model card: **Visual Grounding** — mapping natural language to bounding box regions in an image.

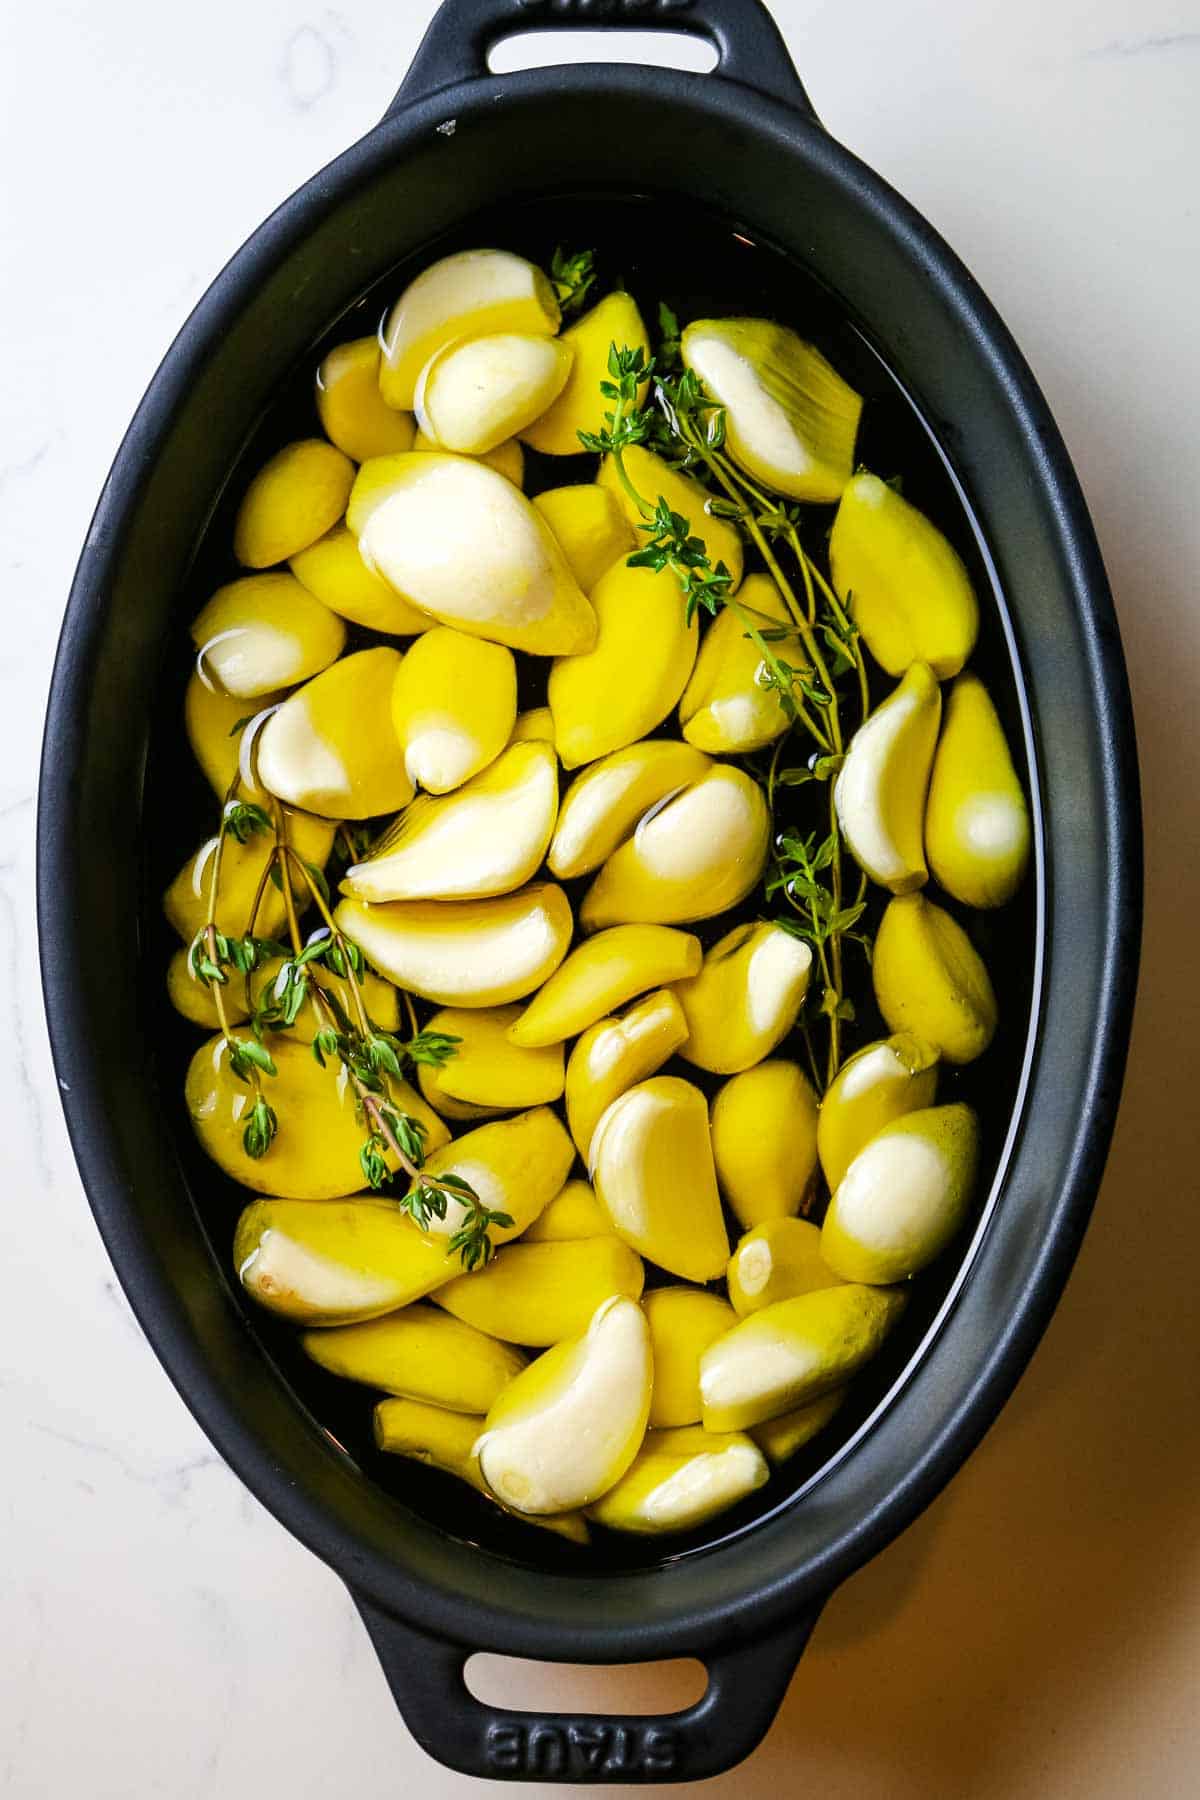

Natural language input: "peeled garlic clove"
[598,446,744,587]
[191,573,346,698]
[474,1295,652,1515]
[590,1076,729,1283]
[234,439,355,569]
[390,626,516,795]
[301,1303,525,1411]
[167,948,400,1034]
[726,1218,839,1317]
[184,670,283,800]
[412,428,524,487]
[335,884,573,1009]
[189,1035,446,1201]
[682,318,861,503]
[830,473,980,678]
[926,672,1031,908]
[750,1390,846,1464]
[509,706,555,747]
[679,575,794,753]
[822,1103,980,1285]
[350,453,593,655]
[565,988,690,1160]
[413,1005,564,1112]
[410,1107,574,1245]
[436,1238,645,1347]
[163,809,334,944]
[416,1067,499,1124]
[290,525,430,636]
[341,741,557,902]
[588,1425,768,1535]
[548,563,698,770]
[580,765,770,931]
[711,1060,819,1229]
[699,1285,907,1432]
[674,921,812,1074]
[644,1287,738,1429]
[374,1397,590,1544]
[379,249,561,411]
[256,646,412,820]
[508,926,701,1049]
[524,1179,613,1243]
[522,291,651,455]
[533,484,637,592]
[873,893,997,1064]
[236,1197,466,1325]
[817,1033,939,1193]
[416,333,573,455]
[315,337,416,463]
[548,740,711,881]
[835,661,942,893]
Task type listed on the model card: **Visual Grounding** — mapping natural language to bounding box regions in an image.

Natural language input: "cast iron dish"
[39,0,1141,1782]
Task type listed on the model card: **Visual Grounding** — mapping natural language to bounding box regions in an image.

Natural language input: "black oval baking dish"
[38,0,1141,1783]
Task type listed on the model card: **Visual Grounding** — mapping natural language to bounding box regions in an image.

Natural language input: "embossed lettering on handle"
[486,1721,681,1779]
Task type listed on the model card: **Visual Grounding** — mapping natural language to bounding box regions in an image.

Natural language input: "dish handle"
[353,1593,824,1783]
[388,0,817,118]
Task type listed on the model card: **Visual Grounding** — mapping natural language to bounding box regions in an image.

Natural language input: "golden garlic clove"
[416,333,573,455]
[873,893,998,1064]
[235,1198,464,1324]
[533,483,637,593]
[315,337,416,463]
[548,562,698,770]
[590,1076,730,1283]
[644,1287,739,1429]
[163,809,334,945]
[817,1033,939,1193]
[191,573,346,698]
[750,1390,846,1464]
[726,1218,839,1317]
[301,1303,525,1411]
[830,473,979,679]
[509,706,556,747]
[411,428,525,487]
[290,524,431,636]
[925,672,1031,908]
[408,1107,573,1248]
[390,626,516,795]
[598,445,744,586]
[256,646,413,820]
[184,670,283,801]
[682,318,861,503]
[674,920,812,1074]
[522,291,651,455]
[699,1285,907,1432]
[350,453,595,655]
[435,1237,645,1347]
[166,947,400,1034]
[341,741,558,903]
[587,1425,768,1535]
[821,1103,980,1285]
[334,884,573,1009]
[679,575,795,753]
[474,1295,652,1515]
[524,1179,613,1243]
[580,765,770,931]
[507,925,701,1049]
[835,661,942,893]
[710,1060,819,1229]
[234,438,356,569]
[379,249,561,411]
[189,1033,448,1201]
[548,739,712,881]
[565,988,690,1161]
[411,1004,565,1113]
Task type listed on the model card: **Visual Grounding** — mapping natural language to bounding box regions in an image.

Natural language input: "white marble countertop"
[3,2,1196,1794]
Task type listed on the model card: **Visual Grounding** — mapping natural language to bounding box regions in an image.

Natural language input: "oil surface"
[143,193,1038,1572]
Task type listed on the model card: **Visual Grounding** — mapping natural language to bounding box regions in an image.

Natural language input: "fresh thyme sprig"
[550,246,597,318]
